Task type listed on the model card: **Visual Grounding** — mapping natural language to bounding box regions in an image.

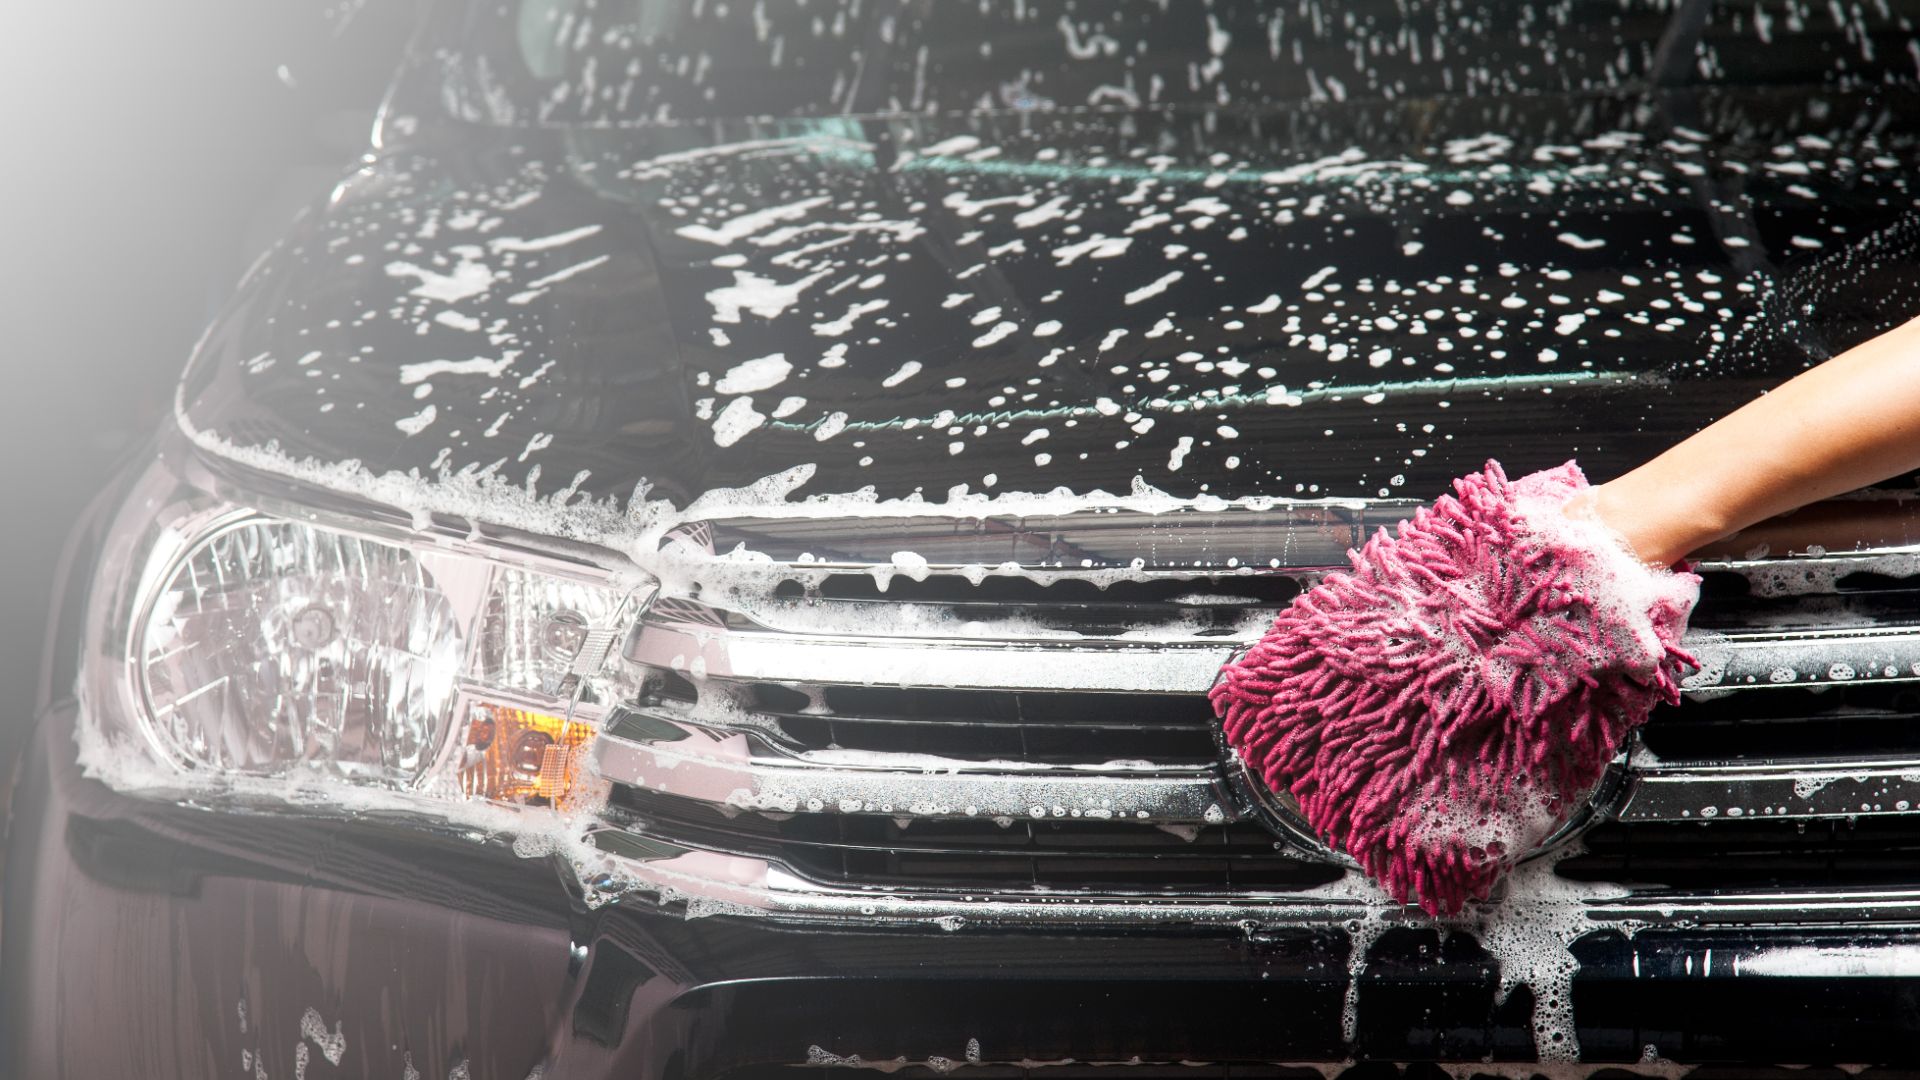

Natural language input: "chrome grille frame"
[585,504,1920,927]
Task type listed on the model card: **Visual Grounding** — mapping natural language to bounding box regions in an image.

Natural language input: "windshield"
[408,0,1920,128]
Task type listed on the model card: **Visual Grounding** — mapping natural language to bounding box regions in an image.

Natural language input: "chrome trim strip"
[1617,756,1920,821]
[588,834,1920,930]
[1584,888,1920,927]
[632,622,1238,693]
[1686,625,1920,691]
[694,506,1381,570]
[690,509,1920,579]
[592,719,1234,823]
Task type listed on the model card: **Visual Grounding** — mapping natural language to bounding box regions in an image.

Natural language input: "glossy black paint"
[182,83,1920,508]
[409,0,1920,126]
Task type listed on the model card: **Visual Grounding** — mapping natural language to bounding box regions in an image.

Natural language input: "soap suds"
[712,397,768,447]
[715,354,793,395]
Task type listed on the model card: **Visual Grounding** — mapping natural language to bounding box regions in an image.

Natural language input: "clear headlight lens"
[138,520,465,783]
[478,567,631,699]
[87,454,645,816]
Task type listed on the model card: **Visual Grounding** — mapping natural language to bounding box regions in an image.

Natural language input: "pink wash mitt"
[1210,461,1700,915]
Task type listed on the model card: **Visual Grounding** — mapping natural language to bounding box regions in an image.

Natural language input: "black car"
[11,0,1920,1073]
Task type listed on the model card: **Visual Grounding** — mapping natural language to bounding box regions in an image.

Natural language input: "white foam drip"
[1339,911,1386,1045]
[1468,853,1634,1062]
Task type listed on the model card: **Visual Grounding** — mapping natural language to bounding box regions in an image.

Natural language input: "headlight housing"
[81,440,649,822]
[137,517,466,782]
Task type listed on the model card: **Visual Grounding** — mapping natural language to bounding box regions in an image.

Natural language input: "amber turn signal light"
[459,703,596,809]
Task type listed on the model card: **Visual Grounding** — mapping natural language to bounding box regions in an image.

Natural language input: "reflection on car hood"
[179,87,1920,516]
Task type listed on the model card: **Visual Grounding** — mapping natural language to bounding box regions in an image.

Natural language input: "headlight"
[137,518,465,782]
[82,445,648,820]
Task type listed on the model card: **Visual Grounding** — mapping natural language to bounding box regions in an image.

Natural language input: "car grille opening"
[1557,816,1920,891]
[1641,682,1920,762]
[606,785,1345,894]
[749,684,1222,767]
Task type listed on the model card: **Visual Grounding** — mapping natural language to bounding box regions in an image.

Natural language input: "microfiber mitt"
[1210,460,1700,914]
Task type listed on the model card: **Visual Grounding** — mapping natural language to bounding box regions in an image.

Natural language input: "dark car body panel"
[181,86,1920,511]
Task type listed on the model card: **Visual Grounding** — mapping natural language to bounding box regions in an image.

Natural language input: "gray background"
[0,0,410,756]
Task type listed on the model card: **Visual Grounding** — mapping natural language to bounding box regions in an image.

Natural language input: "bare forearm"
[1591,314,1920,567]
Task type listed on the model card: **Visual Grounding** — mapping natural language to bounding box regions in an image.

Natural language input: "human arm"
[1580,313,1920,567]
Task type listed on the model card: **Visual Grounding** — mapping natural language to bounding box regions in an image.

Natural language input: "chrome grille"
[592,505,1920,918]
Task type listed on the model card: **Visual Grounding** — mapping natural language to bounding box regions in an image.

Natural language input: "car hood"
[179,86,1920,519]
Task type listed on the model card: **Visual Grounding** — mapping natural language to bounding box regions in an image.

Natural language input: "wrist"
[1580,480,1722,568]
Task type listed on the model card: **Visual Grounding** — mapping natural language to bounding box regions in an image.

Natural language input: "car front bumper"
[10,704,1920,1077]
